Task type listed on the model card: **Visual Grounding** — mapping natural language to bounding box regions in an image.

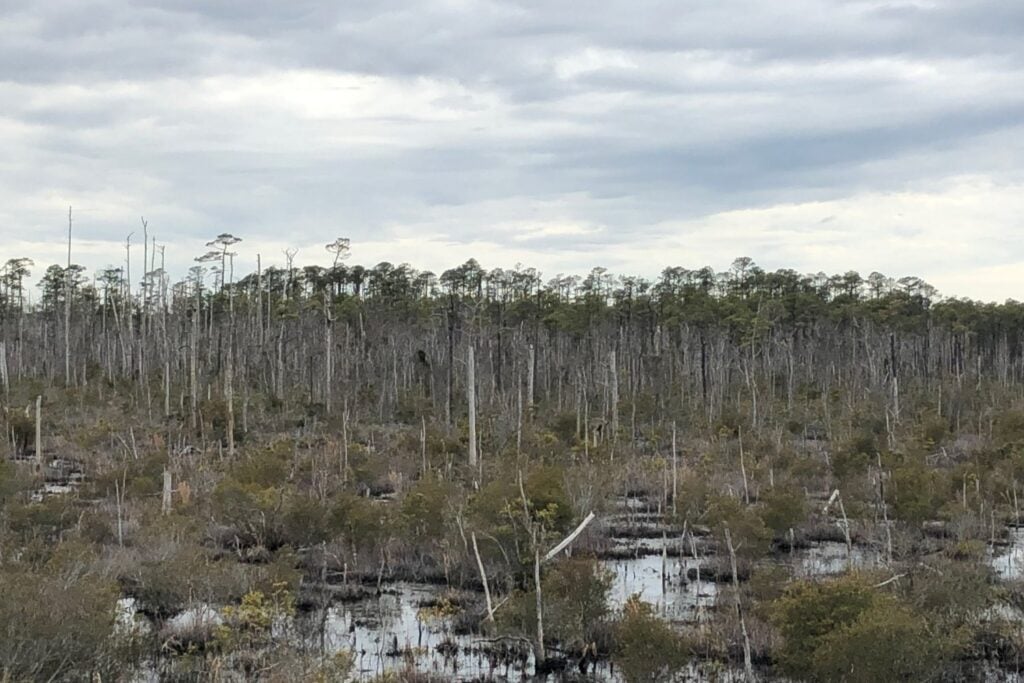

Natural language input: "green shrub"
[541,558,613,646]
[761,486,807,536]
[613,596,689,683]
[772,575,946,682]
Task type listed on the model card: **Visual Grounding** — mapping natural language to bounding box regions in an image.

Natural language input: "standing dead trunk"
[190,287,199,431]
[225,341,235,458]
[534,543,545,665]
[0,341,8,400]
[324,291,333,414]
[64,206,72,386]
[34,395,42,467]
[341,401,349,483]
[671,421,678,516]
[877,453,893,564]
[115,469,126,548]
[516,383,523,456]
[725,526,754,681]
[256,254,263,343]
[162,469,173,515]
[739,428,750,505]
[421,416,428,475]
[609,349,619,440]
[468,344,478,474]
[446,296,455,426]
[824,489,853,558]
[163,360,171,418]
[527,343,535,410]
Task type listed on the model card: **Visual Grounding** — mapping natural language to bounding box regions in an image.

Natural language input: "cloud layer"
[2,1,1023,300]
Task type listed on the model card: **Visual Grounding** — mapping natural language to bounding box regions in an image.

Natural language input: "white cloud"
[1,0,1023,301]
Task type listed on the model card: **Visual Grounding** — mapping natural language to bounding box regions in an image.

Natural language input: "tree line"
[3,240,1023,445]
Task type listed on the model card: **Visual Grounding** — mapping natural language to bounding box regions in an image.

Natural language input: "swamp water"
[115,491,889,682]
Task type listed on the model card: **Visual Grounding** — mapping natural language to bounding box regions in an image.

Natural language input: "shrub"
[0,553,123,680]
[211,478,284,548]
[613,596,690,683]
[707,494,771,562]
[761,486,807,537]
[772,575,946,682]
[541,558,613,646]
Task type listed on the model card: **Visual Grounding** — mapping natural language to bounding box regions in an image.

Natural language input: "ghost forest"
[5,226,1024,682]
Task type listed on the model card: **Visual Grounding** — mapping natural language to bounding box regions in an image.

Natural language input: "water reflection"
[991,528,1024,580]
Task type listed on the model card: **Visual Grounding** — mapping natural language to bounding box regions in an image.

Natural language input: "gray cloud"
[1,0,1023,300]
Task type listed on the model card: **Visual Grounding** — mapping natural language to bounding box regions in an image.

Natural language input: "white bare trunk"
[543,512,596,562]
[162,469,173,515]
[34,395,42,466]
[468,345,478,472]
[471,533,495,622]
[671,421,678,516]
[609,349,618,439]
[534,544,545,664]
[65,207,72,386]
[725,526,755,681]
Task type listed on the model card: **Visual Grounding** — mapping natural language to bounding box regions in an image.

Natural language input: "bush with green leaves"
[761,486,807,537]
[612,596,690,683]
[707,494,771,563]
[772,574,949,682]
[496,558,613,651]
[541,558,614,646]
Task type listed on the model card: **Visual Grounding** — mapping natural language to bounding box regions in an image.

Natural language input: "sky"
[2,0,1023,301]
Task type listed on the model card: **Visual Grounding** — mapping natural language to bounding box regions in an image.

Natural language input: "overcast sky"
[2,0,1023,300]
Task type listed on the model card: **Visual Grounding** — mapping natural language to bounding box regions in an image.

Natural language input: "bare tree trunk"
[190,287,199,431]
[543,512,596,562]
[164,360,170,418]
[446,296,455,426]
[725,526,755,681]
[878,453,892,564]
[420,416,427,475]
[671,421,678,516]
[341,401,349,484]
[534,543,545,665]
[324,291,333,414]
[115,469,126,547]
[739,428,750,504]
[256,254,263,344]
[468,344,477,473]
[162,469,173,515]
[527,343,535,410]
[0,341,8,400]
[64,206,72,386]
[609,349,618,440]
[226,341,235,458]
[34,395,42,466]
[516,383,523,456]
[471,532,495,622]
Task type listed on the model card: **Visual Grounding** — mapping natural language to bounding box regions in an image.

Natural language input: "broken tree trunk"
[824,488,853,556]
[543,511,596,563]
[725,526,755,681]
[162,469,173,515]
[471,532,495,622]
